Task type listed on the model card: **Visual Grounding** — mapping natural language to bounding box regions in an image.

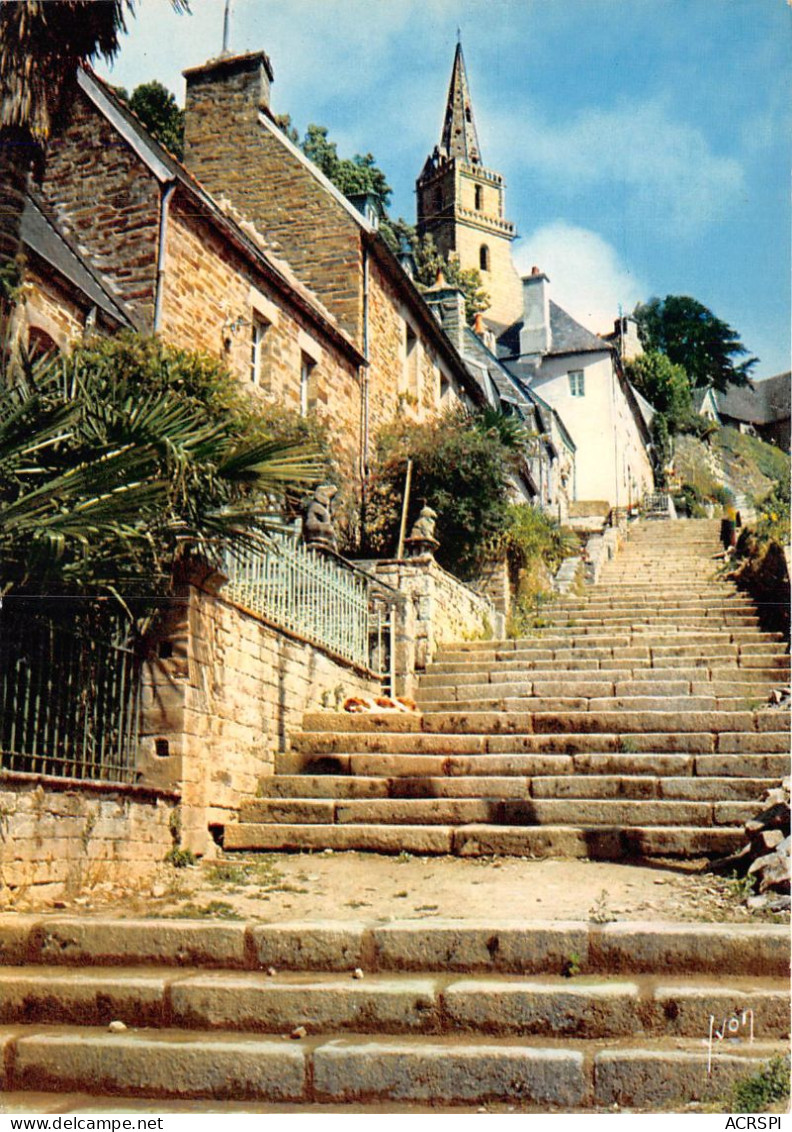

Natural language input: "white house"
[497,269,655,510]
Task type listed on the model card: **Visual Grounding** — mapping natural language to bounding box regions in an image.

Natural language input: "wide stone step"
[281,752,789,781]
[299,708,788,737]
[285,730,790,763]
[418,668,784,690]
[426,654,790,675]
[2,1025,785,1106]
[435,640,784,663]
[237,796,756,829]
[415,679,778,702]
[415,696,750,714]
[224,821,745,859]
[255,774,777,802]
[0,967,786,1040]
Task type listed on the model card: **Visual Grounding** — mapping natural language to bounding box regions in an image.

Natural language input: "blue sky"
[100,0,791,378]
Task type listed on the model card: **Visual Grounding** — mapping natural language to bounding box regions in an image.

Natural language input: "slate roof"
[715,373,791,426]
[497,300,610,359]
[21,193,133,328]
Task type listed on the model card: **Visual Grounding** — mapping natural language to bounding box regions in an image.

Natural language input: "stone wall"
[361,557,503,684]
[161,196,362,474]
[42,89,161,328]
[138,581,381,854]
[0,773,177,908]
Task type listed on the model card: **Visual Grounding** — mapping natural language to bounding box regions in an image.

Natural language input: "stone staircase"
[0,915,788,1108]
[227,519,790,861]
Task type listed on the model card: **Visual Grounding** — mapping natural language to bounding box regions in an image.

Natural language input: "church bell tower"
[416,42,523,328]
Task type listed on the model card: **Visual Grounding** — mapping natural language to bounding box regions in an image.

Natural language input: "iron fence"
[223,532,405,687]
[0,600,141,783]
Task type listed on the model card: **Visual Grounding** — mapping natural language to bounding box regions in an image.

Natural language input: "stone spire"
[440,42,482,165]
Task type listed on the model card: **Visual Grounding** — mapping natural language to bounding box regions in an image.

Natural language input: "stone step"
[426,655,790,675]
[418,667,785,689]
[415,679,778,701]
[0,967,786,1041]
[224,821,745,859]
[3,916,785,976]
[415,696,752,714]
[255,774,777,803]
[434,644,786,665]
[285,730,790,763]
[280,752,789,781]
[237,796,757,829]
[299,708,789,737]
[2,1026,785,1107]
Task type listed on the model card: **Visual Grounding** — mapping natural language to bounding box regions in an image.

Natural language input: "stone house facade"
[180,51,486,464]
[36,67,368,481]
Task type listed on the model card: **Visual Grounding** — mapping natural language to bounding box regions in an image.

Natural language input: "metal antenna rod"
[222,0,231,54]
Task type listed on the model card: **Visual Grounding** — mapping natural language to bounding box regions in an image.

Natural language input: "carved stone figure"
[405,504,440,558]
[302,484,338,552]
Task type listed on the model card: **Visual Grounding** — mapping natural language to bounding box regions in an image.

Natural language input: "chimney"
[423,278,466,355]
[183,50,274,175]
[519,266,550,356]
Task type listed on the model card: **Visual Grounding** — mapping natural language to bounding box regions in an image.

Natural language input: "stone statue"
[410,505,437,542]
[302,484,338,552]
[405,504,440,558]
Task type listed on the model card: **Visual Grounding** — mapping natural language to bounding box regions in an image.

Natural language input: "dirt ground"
[12,850,786,924]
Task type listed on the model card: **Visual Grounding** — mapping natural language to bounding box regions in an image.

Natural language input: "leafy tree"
[302,124,392,208]
[650,412,673,486]
[366,407,520,577]
[625,349,693,431]
[0,334,322,598]
[633,295,757,392]
[127,80,184,159]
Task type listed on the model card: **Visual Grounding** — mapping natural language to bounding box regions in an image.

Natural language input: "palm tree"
[0,341,323,597]
[0,1,186,289]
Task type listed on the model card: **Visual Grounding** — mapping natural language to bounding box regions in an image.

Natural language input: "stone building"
[499,270,654,510]
[12,188,133,355]
[416,45,654,509]
[35,66,378,483]
[416,43,523,330]
[180,48,486,482]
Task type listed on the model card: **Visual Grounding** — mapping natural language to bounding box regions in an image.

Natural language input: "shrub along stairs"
[227,519,790,860]
[0,915,788,1107]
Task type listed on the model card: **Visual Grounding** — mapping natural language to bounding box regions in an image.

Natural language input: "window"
[479,244,490,272]
[403,322,419,399]
[474,184,483,211]
[568,370,585,397]
[250,315,269,386]
[434,186,443,212]
[300,352,317,416]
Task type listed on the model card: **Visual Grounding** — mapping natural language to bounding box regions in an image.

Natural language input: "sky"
[99,0,791,378]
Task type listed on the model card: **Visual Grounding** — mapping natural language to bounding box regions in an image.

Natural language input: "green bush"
[731,1056,790,1113]
[366,408,521,578]
[718,427,788,484]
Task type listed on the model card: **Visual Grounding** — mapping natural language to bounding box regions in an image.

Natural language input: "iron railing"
[223,532,405,686]
[0,600,141,783]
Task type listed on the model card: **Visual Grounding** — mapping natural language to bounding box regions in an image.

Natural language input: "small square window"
[568,370,585,397]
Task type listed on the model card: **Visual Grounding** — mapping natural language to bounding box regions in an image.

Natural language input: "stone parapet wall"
[138,582,381,854]
[0,774,177,908]
[361,558,503,682]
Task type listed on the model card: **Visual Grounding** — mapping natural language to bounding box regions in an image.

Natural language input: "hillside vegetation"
[672,426,787,512]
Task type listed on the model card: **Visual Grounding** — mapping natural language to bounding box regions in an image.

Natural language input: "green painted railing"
[0,601,141,783]
[223,532,405,684]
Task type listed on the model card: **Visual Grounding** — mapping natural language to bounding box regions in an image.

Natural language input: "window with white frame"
[300,352,317,417]
[249,315,269,386]
[568,370,585,397]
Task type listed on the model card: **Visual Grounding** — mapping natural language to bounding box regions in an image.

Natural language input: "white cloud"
[514,222,646,336]
[484,97,745,234]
